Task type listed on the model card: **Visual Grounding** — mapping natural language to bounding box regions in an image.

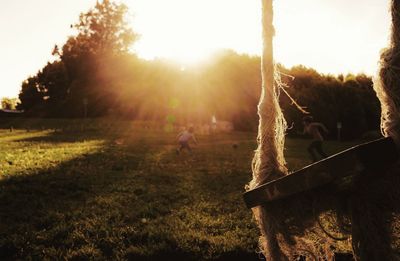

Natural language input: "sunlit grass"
[0,131,105,178]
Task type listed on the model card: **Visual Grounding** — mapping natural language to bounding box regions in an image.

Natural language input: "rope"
[247,0,288,259]
[374,0,400,146]
[249,0,287,192]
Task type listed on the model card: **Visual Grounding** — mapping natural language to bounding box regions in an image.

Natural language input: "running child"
[176,127,197,154]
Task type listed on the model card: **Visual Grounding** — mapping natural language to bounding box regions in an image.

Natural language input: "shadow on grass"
[0,140,151,260]
[12,130,106,144]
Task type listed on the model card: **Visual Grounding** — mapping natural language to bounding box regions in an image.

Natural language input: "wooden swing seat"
[243,137,399,208]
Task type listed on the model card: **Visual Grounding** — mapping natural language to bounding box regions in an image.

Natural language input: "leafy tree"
[73,0,137,55]
[61,0,138,116]
[1,97,19,110]
[18,76,44,112]
[19,0,138,117]
[35,61,70,116]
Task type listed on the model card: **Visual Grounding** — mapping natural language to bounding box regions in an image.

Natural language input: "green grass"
[0,126,357,260]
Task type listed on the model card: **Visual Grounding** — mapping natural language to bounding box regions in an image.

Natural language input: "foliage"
[17,76,44,113]
[279,65,380,140]
[18,0,138,117]
[69,0,136,56]
[1,97,19,110]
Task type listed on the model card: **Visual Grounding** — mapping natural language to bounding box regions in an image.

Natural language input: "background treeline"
[17,0,381,140]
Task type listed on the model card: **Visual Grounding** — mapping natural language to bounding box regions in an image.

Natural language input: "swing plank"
[243,137,398,209]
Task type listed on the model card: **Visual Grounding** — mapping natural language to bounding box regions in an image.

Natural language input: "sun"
[134,39,215,65]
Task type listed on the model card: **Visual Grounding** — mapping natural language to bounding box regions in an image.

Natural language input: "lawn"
[0,124,357,260]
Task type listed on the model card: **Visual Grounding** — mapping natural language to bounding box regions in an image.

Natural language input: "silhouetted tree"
[35,61,70,116]
[18,76,44,113]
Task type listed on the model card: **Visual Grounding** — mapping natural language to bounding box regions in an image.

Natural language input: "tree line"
[17,0,381,140]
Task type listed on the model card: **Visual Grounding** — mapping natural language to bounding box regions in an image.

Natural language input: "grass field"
[0,124,358,260]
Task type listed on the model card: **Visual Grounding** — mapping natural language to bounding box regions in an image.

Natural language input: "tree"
[36,61,70,116]
[74,0,137,55]
[18,76,44,112]
[1,97,19,110]
[59,0,138,116]
[18,0,138,117]
[60,0,137,65]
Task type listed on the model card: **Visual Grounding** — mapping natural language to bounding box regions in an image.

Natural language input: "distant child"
[176,127,197,154]
[300,116,329,162]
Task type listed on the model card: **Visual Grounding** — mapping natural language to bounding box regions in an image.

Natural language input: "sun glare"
[125,0,390,74]
[126,0,261,65]
[135,40,215,65]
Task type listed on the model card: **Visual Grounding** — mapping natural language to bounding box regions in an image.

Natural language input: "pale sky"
[0,0,391,99]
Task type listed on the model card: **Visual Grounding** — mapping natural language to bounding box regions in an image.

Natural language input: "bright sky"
[0,0,391,99]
